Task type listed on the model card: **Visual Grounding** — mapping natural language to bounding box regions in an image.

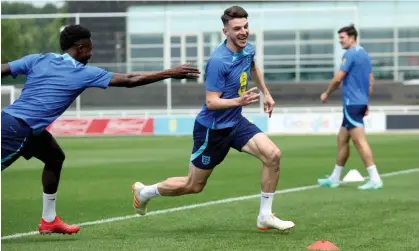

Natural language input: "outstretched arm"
[109,71,171,88]
[2,54,41,78]
[1,64,11,78]
[109,64,200,88]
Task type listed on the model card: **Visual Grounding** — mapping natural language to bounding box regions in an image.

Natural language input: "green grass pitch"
[2,134,419,251]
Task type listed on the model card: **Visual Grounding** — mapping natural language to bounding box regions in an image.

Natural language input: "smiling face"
[337,25,358,50]
[339,32,356,50]
[221,6,249,53]
[223,17,249,51]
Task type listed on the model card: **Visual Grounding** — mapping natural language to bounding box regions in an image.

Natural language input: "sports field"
[2,134,419,251]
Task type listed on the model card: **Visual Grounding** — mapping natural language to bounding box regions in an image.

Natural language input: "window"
[360,29,393,39]
[398,27,419,38]
[371,57,394,67]
[131,35,164,45]
[171,36,181,44]
[186,36,197,43]
[186,46,197,58]
[300,30,333,40]
[399,41,419,53]
[300,44,333,55]
[264,45,295,56]
[131,47,163,58]
[372,70,394,80]
[264,63,295,71]
[264,31,295,41]
[171,46,180,58]
[370,56,394,80]
[171,60,181,67]
[131,61,164,72]
[264,72,296,82]
[399,56,419,67]
[363,43,394,53]
[399,70,419,79]
[300,72,333,81]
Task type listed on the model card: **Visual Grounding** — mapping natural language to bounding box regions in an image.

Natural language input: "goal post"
[1,85,19,108]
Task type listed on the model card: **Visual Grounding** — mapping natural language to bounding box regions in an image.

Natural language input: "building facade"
[126,1,419,83]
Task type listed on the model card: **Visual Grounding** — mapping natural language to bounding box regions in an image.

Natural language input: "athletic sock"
[259,192,274,219]
[329,165,343,181]
[42,193,57,222]
[139,183,160,201]
[366,165,381,183]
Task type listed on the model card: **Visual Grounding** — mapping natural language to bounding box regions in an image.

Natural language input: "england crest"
[202,155,211,165]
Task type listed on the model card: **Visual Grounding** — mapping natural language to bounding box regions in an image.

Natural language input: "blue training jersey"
[3,53,113,131]
[196,40,255,129]
[340,45,372,106]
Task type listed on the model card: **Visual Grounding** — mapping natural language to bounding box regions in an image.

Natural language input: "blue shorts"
[342,105,368,130]
[190,117,262,170]
[1,111,60,171]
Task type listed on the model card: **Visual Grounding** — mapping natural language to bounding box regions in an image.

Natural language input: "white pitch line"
[2,168,418,240]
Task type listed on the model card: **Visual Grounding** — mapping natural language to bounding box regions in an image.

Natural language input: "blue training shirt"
[340,45,372,106]
[3,53,113,131]
[196,40,255,129]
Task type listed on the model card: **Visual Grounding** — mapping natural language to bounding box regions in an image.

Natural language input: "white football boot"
[132,182,148,215]
[257,214,295,231]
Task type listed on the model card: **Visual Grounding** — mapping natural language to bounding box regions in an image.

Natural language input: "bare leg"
[132,163,212,215]
[336,127,351,167]
[32,131,66,223]
[350,127,382,184]
[241,132,294,231]
[156,163,213,196]
[242,133,280,194]
[350,127,374,167]
[328,127,351,181]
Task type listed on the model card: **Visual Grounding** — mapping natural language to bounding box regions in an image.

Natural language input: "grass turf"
[2,134,419,250]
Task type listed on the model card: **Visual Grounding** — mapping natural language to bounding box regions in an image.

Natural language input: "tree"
[1,2,68,63]
[1,2,68,84]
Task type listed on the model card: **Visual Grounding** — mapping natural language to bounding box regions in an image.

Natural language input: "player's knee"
[351,137,363,148]
[264,147,281,168]
[190,183,205,193]
[54,150,65,163]
[47,149,65,166]
[185,181,206,194]
[338,136,349,147]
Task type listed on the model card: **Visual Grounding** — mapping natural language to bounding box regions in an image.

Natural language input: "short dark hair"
[60,24,91,51]
[338,24,358,40]
[221,6,248,25]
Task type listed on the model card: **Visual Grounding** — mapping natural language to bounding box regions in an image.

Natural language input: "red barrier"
[47,117,154,136]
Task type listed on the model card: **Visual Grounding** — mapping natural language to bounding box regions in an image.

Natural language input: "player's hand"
[365,105,369,116]
[320,92,328,103]
[238,87,260,107]
[169,63,201,79]
[263,93,275,118]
